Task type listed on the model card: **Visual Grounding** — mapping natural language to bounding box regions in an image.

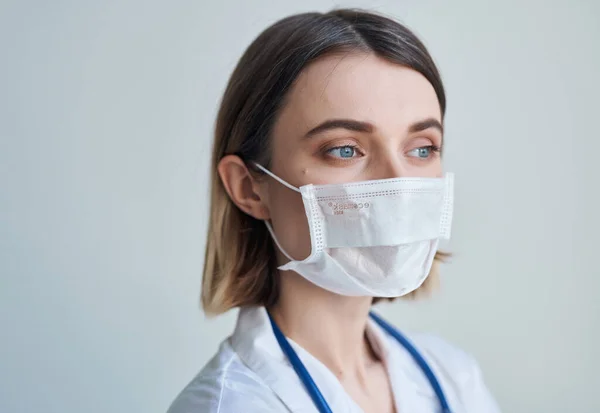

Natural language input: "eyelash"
[324,144,442,160]
[419,144,442,155]
[323,144,363,160]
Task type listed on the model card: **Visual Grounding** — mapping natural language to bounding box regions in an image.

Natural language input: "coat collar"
[229,306,431,412]
[230,306,347,412]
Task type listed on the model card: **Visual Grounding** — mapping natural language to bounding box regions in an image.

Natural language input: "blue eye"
[328,145,357,159]
[408,146,437,159]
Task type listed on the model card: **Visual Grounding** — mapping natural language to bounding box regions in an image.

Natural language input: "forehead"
[274,52,441,135]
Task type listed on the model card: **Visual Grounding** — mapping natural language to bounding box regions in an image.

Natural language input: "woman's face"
[262,52,443,262]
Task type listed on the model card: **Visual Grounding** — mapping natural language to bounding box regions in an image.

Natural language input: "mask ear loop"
[252,163,301,193]
[252,162,299,262]
[264,221,294,262]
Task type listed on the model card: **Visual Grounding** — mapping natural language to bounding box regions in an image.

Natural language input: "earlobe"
[217,155,270,220]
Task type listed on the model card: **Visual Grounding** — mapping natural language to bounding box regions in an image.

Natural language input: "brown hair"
[202,9,449,315]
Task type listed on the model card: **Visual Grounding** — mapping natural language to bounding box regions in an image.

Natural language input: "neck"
[269,271,376,379]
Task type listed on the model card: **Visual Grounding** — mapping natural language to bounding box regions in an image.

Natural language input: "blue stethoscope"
[268,311,452,413]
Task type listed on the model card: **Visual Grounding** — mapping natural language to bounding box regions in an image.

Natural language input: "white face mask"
[254,164,454,297]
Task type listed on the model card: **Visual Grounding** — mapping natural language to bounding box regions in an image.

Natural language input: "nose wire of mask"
[252,163,299,262]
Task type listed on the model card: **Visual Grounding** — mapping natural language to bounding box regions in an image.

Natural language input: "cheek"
[267,185,312,262]
[431,162,444,178]
[405,158,444,178]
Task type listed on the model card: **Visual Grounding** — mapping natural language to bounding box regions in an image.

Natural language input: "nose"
[372,153,408,180]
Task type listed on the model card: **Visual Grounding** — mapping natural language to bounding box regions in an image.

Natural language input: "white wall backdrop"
[1,0,598,412]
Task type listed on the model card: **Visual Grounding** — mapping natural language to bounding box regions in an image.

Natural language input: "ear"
[217,155,270,220]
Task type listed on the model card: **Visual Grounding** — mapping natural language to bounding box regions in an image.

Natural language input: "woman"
[169,9,500,413]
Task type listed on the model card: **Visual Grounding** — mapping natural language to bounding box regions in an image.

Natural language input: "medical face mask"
[254,164,454,297]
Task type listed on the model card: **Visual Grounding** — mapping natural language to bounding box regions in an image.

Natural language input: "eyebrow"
[304,117,443,137]
[304,119,374,137]
[409,118,444,134]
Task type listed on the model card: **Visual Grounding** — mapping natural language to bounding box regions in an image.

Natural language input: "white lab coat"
[167,306,501,413]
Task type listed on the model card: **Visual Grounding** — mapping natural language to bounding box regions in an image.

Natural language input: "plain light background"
[1,0,599,412]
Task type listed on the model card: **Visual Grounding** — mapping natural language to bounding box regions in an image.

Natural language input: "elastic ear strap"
[264,221,294,262]
[253,163,301,193]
